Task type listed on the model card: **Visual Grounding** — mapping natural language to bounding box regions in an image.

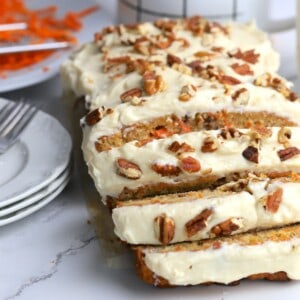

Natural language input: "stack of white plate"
[0,98,72,226]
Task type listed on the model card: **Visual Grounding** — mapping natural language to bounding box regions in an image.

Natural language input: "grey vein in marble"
[5,235,97,300]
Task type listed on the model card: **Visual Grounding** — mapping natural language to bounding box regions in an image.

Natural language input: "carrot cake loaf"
[61,15,300,287]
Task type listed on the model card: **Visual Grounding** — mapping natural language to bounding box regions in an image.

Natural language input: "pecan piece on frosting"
[228,49,260,64]
[167,54,182,66]
[143,71,167,95]
[219,128,243,139]
[168,141,195,154]
[185,208,213,237]
[120,87,142,102]
[231,87,250,105]
[242,145,259,163]
[115,158,142,179]
[264,187,283,213]
[154,213,175,245]
[85,109,101,126]
[277,147,300,161]
[231,63,253,76]
[201,136,219,153]
[277,127,292,147]
[180,156,201,173]
[219,75,241,85]
[211,217,243,237]
[178,84,197,101]
[151,162,181,176]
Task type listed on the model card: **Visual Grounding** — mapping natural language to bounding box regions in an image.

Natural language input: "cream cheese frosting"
[112,179,300,244]
[61,18,279,110]
[142,237,300,285]
[82,127,300,202]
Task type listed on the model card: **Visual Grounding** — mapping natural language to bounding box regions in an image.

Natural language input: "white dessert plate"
[0,174,70,226]
[0,0,113,93]
[0,165,71,217]
[0,97,72,207]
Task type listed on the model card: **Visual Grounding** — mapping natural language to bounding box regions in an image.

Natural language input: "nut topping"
[242,145,259,163]
[219,75,241,85]
[201,136,219,153]
[277,147,300,161]
[219,128,243,139]
[228,49,260,64]
[167,54,182,66]
[151,163,181,176]
[254,73,298,101]
[277,127,291,147]
[143,71,167,95]
[231,87,250,105]
[116,158,142,179]
[180,156,201,173]
[185,208,213,237]
[178,84,197,101]
[211,217,243,237]
[231,63,253,76]
[154,214,175,245]
[264,187,283,213]
[120,88,142,102]
[193,51,217,61]
[168,141,195,154]
[85,109,101,126]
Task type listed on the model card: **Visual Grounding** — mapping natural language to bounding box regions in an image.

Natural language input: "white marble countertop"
[0,1,300,299]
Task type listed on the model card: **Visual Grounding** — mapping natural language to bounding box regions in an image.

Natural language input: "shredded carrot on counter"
[0,0,99,75]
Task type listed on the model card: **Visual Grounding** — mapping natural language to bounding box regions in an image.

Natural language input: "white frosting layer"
[82,127,300,202]
[61,20,279,110]
[143,238,300,285]
[112,180,300,244]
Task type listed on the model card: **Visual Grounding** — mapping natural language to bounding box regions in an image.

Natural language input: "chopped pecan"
[231,63,253,76]
[120,88,142,102]
[154,19,177,32]
[151,162,181,176]
[277,147,300,161]
[211,217,243,236]
[201,136,219,153]
[180,156,201,173]
[264,187,283,213]
[178,84,197,101]
[172,63,192,76]
[168,141,195,154]
[167,54,182,66]
[85,109,101,126]
[219,75,241,85]
[185,208,213,237]
[143,71,167,95]
[116,158,142,179]
[154,214,175,245]
[231,87,250,105]
[228,49,260,64]
[219,128,243,139]
[277,127,291,147]
[254,73,298,101]
[242,145,259,163]
[193,51,217,61]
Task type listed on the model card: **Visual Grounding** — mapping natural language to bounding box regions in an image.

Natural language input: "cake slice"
[134,223,300,286]
[82,72,299,153]
[82,126,300,202]
[61,16,280,110]
[112,176,300,245]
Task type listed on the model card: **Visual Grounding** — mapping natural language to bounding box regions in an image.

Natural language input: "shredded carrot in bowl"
[0,0,99,75]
